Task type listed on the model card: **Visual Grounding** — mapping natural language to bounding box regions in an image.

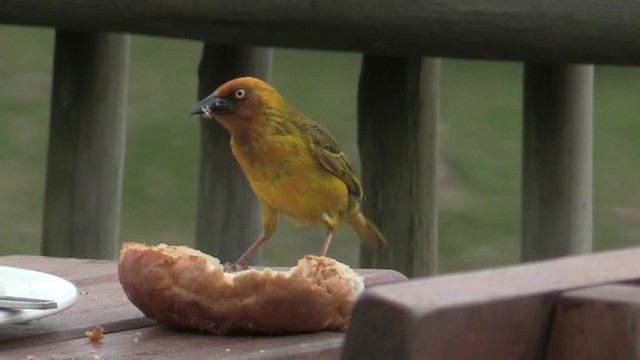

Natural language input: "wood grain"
[521,64,593,261]
[0,1,639,64]
[343,247,640,360]
[417,58,441,276]
[358,55,439,277]
[546,284,640,360]
[0,259,152,350]
[2,326,344,360]
[41,30,129,260]
[0,255,114,281]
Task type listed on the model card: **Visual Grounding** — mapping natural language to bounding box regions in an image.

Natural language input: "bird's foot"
[224,261,249,273]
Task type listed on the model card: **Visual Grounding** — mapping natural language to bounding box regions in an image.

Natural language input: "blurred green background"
[1,25,639,273]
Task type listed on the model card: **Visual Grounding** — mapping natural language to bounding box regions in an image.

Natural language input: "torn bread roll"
[117,242,364,334]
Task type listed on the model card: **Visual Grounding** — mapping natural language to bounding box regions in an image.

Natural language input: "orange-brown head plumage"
[190,77,290,134]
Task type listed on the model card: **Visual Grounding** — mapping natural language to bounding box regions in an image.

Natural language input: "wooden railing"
[2,1,639,63]
[2,0,635,277]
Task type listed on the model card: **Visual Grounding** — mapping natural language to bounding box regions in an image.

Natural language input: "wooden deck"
[0,255,406,359]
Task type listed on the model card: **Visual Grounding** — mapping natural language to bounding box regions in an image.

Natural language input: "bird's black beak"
[190,92,234,117]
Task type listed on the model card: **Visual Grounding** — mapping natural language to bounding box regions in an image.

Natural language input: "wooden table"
[0,255,406,359]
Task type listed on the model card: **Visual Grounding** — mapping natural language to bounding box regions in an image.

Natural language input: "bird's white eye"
[235,89,246,99]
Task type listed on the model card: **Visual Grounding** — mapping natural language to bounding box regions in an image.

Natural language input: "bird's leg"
[224,233,271,272]
[320,229,334,257]
[224,205,278,272]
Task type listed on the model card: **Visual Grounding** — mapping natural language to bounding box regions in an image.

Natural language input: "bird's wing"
[299,120,363,199]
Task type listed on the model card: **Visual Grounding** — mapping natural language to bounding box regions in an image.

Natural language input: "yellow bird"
[191,77,386,271]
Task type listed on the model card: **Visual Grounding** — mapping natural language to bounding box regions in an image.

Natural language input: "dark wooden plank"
[194,45,272,264]
[358,55,439,277]
[1,1,640,64]
[0,273,153,350]
[342,247,640,360]
[521,64,593,261]
[546,284,640,360]
[356,268,407,287]
[42,30,129,259]
[2,326,343,360]
[0,255,115,282]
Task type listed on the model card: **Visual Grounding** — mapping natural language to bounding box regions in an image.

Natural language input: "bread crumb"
[26,356,39,360]
[85,325,105,342]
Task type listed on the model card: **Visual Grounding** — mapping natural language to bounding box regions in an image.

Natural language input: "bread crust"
[117,242,364,334]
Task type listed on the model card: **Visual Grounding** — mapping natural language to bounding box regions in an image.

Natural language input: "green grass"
[1,25,639,274]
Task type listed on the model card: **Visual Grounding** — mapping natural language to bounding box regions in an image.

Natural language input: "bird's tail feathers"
[346,211,387,248]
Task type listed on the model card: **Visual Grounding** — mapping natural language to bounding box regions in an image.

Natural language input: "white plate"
[0,266,79,325]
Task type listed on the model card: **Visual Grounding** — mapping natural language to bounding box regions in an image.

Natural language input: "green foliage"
[0,26,638,273]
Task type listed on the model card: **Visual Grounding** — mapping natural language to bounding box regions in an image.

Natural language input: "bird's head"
[190,77,282,132]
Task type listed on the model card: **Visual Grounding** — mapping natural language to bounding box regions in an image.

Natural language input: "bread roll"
[117,242,364,334]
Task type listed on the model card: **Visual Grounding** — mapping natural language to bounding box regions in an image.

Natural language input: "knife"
[0,295,58,310]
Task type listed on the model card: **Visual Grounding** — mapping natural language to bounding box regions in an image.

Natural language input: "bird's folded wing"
[302,121,363,199]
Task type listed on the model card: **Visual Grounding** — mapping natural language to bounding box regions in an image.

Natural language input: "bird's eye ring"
[235,89,246,99]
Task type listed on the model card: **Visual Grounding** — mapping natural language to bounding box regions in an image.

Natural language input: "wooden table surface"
[0,255,406,360]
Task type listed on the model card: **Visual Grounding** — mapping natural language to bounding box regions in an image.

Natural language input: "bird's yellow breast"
[230,131,349,226]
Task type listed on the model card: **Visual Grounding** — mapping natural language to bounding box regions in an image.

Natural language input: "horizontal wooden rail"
[343,247,640,359]
[546,284,640,359]
[1,1,640,64]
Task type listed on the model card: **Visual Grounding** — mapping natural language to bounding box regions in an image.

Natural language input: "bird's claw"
[224,261,249,273]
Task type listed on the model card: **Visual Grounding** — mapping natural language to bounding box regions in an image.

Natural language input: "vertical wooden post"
[194,45,272,264]
[420,59,441,276]
[521,64,593,261]
[358,56,441,277]
[42,31,129,259]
